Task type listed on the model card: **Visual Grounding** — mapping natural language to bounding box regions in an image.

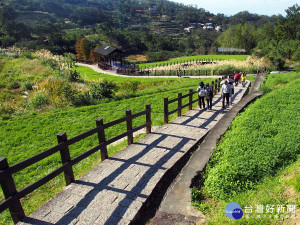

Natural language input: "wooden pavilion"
[93,45,123,70]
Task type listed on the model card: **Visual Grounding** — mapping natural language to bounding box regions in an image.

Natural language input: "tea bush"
[204,79,300,200]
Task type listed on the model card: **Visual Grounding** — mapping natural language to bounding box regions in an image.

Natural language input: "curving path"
[76,63,223,79]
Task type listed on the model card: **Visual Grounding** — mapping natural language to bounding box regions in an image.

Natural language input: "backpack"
[199,87,206,97]
[207,87,213,97]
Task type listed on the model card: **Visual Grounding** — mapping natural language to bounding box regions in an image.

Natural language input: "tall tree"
[75,37,91,61]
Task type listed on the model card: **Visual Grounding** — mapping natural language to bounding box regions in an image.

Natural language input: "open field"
[138,55,249,69]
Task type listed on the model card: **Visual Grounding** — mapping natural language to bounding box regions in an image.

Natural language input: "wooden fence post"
[126,110,133,145]
[146,104,151,134]
[96,118,108,161]
[0,157,25,224]
[215,79,218,92]
[57,133,75,186]
[211,81,216,96]
[178,92,182,117]
[218,78,222,92]
[189,89,193,110]
[164,97,169,124]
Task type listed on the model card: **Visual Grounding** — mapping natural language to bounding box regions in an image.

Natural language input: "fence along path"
[12,82,250,225]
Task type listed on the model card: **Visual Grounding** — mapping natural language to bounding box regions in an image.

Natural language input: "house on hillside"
[184,26,196,33]
[203,22,214,30]
[149,6,159,14]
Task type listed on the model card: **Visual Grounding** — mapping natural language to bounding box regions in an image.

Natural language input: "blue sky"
[171,0,298,16]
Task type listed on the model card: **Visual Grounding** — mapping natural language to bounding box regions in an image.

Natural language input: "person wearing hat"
[221,80,230,109]
[206,83,213,110]
[197,81,206,109]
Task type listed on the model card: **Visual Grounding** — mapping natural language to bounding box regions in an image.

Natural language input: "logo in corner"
[225,202,243,219]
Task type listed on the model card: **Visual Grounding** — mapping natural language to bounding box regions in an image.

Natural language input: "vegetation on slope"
[0,59,213,223]
[192,71,300,223]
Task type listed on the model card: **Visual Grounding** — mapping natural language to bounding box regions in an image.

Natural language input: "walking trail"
[18,70,251,225]
[75,63,222,79]
[152,75,264,225]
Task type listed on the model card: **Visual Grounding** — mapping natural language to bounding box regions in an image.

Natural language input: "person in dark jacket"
[206,83,213,109]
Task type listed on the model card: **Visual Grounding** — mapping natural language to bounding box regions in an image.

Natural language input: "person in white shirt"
[197,81,206,109]
[221,80,230,109]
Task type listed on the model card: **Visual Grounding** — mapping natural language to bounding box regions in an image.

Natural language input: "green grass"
[193,157,300,224]
[0,64,213,223]
[260,72,300,93]
[75,64,216,98]
[138,55,249,69]
[191,72,300,224]
[0,57,52,101]
[204,78,300,200]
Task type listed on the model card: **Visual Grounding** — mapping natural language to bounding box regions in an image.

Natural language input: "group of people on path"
[196,72,246,110]
[197,81,214,110]
[234,72,246,87]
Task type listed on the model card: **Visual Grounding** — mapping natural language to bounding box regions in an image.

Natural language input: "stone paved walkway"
[19,82,250,225]
[152,76,263,225]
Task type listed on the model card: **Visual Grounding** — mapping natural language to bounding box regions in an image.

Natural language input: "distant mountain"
[4,0,276,28]
[0,0,280,54]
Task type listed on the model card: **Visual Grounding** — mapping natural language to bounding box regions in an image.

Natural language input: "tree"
[75,37,91,61]
[0,5,29,46]
[275,4,300,40]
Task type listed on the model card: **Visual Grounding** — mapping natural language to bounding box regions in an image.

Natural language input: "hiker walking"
[229,80,234,105]
[197,81,206,109]
[221,80,230,109]
[234,72,240,86]
[206,83,213,110]
[178,69,182,77]
[241,72,246,86]
[257,66,260,75]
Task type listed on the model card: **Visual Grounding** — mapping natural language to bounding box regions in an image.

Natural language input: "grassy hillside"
[0,61,214,223]
[192,71,300,223]
[0,55,215,120]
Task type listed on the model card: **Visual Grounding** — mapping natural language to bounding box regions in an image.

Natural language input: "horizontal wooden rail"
[67,127,98,145]
[0,104,151,224]
[7,144,64,175]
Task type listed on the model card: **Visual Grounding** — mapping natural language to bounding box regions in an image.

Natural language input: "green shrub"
[29,92,50,108]
[61,83,78,101]
[1,114,10,120]
[204,79,300,200]
[90,80,119,99]
[71,92,94,106]
[21,51,34,59]
[7,79,20,89]
[57,70,81,82]
[22,81,34,91]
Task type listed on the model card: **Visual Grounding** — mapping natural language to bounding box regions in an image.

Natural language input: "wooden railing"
[0,104,151,224]
[163,78,223,124]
